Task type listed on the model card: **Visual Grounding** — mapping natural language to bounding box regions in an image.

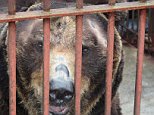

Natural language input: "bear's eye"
[82,45,89,55]
[35,41,43,52]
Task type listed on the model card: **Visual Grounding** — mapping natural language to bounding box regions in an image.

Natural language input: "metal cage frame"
[0,0,154,115]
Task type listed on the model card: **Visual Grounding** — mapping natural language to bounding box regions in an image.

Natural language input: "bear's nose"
[50,64,74,105]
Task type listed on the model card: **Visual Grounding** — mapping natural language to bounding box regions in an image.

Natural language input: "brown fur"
[0,1,124,115]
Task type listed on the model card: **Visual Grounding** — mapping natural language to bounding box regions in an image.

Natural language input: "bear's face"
[14,15,109,115]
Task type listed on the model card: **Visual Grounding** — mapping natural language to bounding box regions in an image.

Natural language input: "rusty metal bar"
[8,0,16,15]
[105,13,115,115]
[8,22,16,115]
[76,0,83,9]
[8,0,16,115]
[75,16,83,115]
[134,9,146,115]
[0,0,154,23]
[43,0,50,115]
[105,1,115,115]
[75,0,83,115]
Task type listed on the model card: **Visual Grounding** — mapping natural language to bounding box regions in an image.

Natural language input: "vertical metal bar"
[75,0,83,115]
[8,0,16,115]
[105,12,115,115]
[134,9,146,115]
[76,0,83,9]
[8,22,16,115]
[105,1,115,115]
[43,0,50,115]
[8,0,16,15]
[75,16,83,115]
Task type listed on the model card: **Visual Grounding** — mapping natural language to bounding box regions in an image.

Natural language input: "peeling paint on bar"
[8,0,16,115]
[43,0,50,115]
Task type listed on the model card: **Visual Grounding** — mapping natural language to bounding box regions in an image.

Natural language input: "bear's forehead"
[16,16,107,48]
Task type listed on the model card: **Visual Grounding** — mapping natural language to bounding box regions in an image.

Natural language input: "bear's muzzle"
[49,64,74,115]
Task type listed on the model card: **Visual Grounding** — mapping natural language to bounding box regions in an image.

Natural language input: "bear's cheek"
[81,75,90,96]
[30,68,43,98]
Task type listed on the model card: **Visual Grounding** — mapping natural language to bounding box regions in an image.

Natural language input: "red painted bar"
[0,1,154,23]
[75,15,83,115]
[76,0,83,9]
[8,0,16,15]
[8,22,16,115]
[105,12,115,115]
[75,0,83,115]
[8,0,16,115]
[134,9,146,115]
[43,0,50,115]
[104,1,116,115]
[43,0,51,11]
[43,18,50,115]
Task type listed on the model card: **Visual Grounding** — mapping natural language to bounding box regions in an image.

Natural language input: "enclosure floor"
[119,43,154,115]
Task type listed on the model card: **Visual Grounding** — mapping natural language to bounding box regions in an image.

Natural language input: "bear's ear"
[86,18,107,48]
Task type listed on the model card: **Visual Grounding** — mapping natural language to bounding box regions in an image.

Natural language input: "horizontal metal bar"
[0,0,154,23]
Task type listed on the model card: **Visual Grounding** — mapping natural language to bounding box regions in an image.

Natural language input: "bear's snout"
[50,64,74,106]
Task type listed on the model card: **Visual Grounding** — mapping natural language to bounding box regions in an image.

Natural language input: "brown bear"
[0,1,124,115]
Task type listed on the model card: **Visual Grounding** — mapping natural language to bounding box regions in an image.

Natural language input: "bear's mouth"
[49,105,69,115]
